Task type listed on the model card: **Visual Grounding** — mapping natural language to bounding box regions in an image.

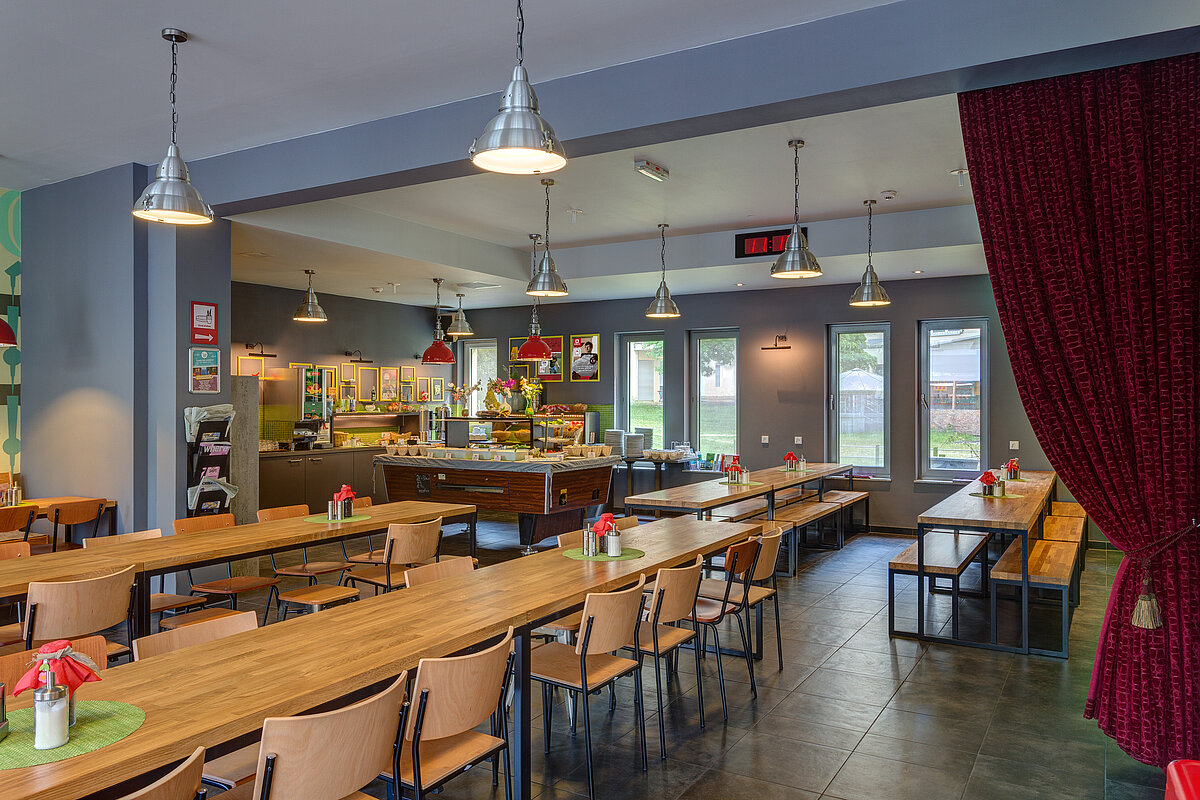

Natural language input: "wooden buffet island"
[376,454,620,546]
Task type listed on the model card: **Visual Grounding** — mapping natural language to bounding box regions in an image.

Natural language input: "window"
[618,334,664,447]
[461,339,497,415]
[919,319,988,479]
[691,330,738,457]
[828,323,890,475]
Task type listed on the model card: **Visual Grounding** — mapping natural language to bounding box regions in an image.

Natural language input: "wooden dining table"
[0,500,476,639]
[2,516,762,800]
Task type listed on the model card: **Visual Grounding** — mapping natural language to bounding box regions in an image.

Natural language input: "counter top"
[375,454,621,474]
[260,446,385,459]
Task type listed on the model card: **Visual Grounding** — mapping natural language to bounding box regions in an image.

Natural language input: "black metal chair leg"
[581,688,595,800]
[772,592,784,672]
[733,610,757,697]
[710,624,728,720]
[693,625,705,728]
[653,653,666,759]
[633,670,648,772]
[541,682,552,754]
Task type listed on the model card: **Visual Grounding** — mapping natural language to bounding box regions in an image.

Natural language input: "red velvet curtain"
[958,55,1199,767]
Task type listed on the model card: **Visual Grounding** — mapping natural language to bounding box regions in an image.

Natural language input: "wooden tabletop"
[3,516,761,800]
[9,497,119,516]
[625,462,851,511]
[917,470,1056,531]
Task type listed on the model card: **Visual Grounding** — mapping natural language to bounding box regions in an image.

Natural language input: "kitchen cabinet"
[258,448,385,515]
[259,455,306,509]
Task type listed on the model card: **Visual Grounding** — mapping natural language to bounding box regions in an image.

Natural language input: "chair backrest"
[82,529,163,549]
[49,499,105,526]
[0,541,30,560]
[0,635,108,689]
[406,628,512,741]
[577,575,647,655]
[256,504,310,523]
[615,515,639,531]
[251,673,407,800]
[355,496,373,509]
[403,556,474,589]
[173,513,236,535]
[0,504,34,536]
[647,556,703,625]
[557,529,584,549]
[133,610,258,661]
[118,746,205,800]
[383,518,442,564]
[26,565,136,641]
[723,537,761,580]
[750,529,783,582]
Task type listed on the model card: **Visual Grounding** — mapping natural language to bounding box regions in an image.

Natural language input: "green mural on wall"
[0,189,20,475]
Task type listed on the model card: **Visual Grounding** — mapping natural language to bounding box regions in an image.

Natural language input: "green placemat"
[303,514,372,523]
[0,700,145,769]
[969,492,1025,499]
[563,547,646,562]
[717,481,765,487]
[1003,477,1029,482]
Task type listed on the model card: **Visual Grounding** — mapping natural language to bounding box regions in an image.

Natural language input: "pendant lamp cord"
[660,224,668,281]
[516,0,525,65]
[543,181,552,253]
[866,201,874,267]
[170,38,179,145]
[792,142,800,226]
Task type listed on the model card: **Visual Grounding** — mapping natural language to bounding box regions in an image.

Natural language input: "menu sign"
[569,334,599,382]
[189,346,221,394]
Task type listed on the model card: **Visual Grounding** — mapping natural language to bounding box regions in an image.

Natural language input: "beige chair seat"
[342,565,415,590]
[697,578,776,606]
[530,641,640,691]
[159,606,245,631]
[629,623,694,654]
[151,592,207,614]
[382,730,507,790]
[541,610,582,633]
[278,584,359,609]
[688,596,739,624]
[347,549,388,564]
[273,560,353,578]
[201,745,259,792]
[191,575,280,597]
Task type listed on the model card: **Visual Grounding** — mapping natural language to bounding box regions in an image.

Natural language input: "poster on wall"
[190,301,217,345]
[569,334,600,382]
[189,347,221,394]
[509,336,563,382]
[380,367,399,401]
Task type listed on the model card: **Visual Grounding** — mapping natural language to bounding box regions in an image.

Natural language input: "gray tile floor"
[152,517,1170,799]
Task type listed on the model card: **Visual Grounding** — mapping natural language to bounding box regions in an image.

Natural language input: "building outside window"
[828,323,890,475]
[618,334,664,447]
[919,319,987,478]
[692,330,738,457]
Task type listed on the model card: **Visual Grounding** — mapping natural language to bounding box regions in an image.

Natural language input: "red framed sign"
[191,301,218,345]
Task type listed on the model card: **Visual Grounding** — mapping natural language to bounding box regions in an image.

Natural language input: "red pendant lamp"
[0,318,15,348]
[421,278,455,365]
[516,233,553,361]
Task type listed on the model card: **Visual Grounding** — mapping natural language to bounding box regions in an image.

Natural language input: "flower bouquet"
[519,377,543,417]
[978,470,997,496]
[1004,458,1020,480]
[485,378,515,415]
[446,380,480,416]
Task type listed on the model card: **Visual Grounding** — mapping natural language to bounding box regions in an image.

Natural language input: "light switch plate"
[794,436,803,445]
[1009,440,1019,450]
[761,435,770,444]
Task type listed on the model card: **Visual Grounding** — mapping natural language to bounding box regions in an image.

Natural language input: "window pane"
[925,324,983,472]
[465,342,497,415]
[835,328,887,469]
[696,334,737,455]
[625,339,664,446]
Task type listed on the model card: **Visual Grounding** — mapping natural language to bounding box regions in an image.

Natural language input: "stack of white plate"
[604,429,626,455]
[635,427,654,450]
[623,433,644,456]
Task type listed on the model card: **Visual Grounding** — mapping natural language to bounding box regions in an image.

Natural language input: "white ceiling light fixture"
[292,269,328,322]
[132,28,213,225]
[645,223,681,319]
[849,199,892,307]
[770,139,822,279]
[446,292,474,338]
[468,0,566,175]
[634,158,670,182]
[526,178,568,297]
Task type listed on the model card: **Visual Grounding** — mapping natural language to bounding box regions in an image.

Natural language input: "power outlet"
[761,435,770,445]
[1009,440,1019,450]
[794,436,803,445]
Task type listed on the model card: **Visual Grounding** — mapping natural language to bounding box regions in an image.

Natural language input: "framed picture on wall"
[507,363,529,381]
[400,383,414,402]
[400,365,416,383]
[339,363,358,401]
[569,334,600,382]
[288,362,313,370]
[357,366,380,402]
[416,377,430,401]
[380,367,400,401]
[189,347,220,394]
[236,355,265,378]
[537,335,564,382]
[431,377,445,402]
[318,366,338,404]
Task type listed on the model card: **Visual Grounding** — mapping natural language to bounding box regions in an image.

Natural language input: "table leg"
[626,465,634,510]
[469,512,478,560]
[1020,529,1029,654]
[132,571,153,640]
[817,478,824,501]
[109,503,118,536]
[916,523,926,639]
[767,490,776,521]
[513,626,533,800]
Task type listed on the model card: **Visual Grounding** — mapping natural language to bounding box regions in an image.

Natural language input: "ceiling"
[0,0,901,190]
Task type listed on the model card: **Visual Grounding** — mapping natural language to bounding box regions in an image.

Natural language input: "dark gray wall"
[230,282,452,386]
[464,274,1049,530]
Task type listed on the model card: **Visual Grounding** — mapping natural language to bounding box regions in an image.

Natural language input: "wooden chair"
[46,498,107,552]
[630,556,704,759]
[220,673,407,800]
[256,505,352,583]
[615,515,639,531]
[0,504,35,547]
[688,538,760,719]
[698,528,786,671]
[403,556,475,589]
[0,635,108,689]
[342,518,443,594]
[118,746,206,800]
[538,531,586,637]
[132,610,258,661]
[531,576,649,800]
[0,540,30,560]
[0,565,136,662]
[84,530,207,620]
[382,629,514,800]
[172,515,279,622]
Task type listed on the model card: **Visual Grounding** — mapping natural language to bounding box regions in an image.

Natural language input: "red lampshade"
[516,334,553,362]
[422,337,455,364]
[0,319,16,348]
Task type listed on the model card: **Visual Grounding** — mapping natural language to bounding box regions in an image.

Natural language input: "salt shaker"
[583,526,598,557]
[606,530,622,557]
[34,671,69,750]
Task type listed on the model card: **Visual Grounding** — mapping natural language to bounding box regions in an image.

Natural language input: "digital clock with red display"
[734,227,807,259]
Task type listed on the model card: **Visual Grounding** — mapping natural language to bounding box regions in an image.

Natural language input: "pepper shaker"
[606,531,622,557]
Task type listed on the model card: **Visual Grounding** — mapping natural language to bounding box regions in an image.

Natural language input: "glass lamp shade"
[516,333,554,361]
[132,144,214,225]
[645,280,681,318]
[0,319,16,347]
[769,224,822,278]
[292,288,328,323]
[526,251,568,296]
[422,335,456,364]
[848,264,892,307]
[446,309,474,337]
[470,66,566,175]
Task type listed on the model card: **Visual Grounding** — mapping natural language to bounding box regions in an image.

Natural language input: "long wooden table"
[3,516,762,800]
[0,500,475,639]
[897,469,1056,653]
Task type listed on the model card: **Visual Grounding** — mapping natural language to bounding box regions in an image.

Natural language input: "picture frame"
[400,383,414,402]
[569,334,600,382]
[380,367,400,401]
[537,335,564,382]
[416,377,430,401]
[339,363,358,401]
[357,366,380,402]
[430,377,445,402]
[236,355,265,378]
[507,363,529,381]
[400,365,416,383]
[189,346,220,394]
[318,366,338,403]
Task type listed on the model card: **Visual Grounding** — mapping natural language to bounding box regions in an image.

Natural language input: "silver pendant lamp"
[469,0,566,175]
[132,29,213,225]
[446,293,474,337]
[527,178,568,296]
[770,140,821,279]
[645,224,681,319]
[849,199,892,307]
[292,270,328,322]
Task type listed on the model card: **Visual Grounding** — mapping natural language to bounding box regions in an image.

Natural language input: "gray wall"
[463,274,1049,531]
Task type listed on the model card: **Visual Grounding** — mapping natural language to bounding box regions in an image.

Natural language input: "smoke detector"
[879,190,899,201]
[370,286,384,294]
[634,158,669,182]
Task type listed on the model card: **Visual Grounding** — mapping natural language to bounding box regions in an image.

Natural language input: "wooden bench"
[774,487,816,506]
[1050,501,1086,519]
[820,489,870,534]
[755,500,842,573]
[1043,514,1087,571]
[709,497,769,522]
[990,538,1078,658]
[887,531,991,640]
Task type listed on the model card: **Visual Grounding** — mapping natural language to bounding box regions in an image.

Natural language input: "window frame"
[689,328,740,456]
[918,317,989,481]
[827,322,891,477]
[616,332,665,436]
[460,338,498,416]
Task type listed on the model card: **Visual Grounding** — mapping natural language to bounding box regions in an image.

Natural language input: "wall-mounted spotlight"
[245,342,277,358]
[761,334,791,351]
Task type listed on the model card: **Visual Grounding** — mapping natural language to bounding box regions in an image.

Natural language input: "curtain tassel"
[1131,571,1162,630]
